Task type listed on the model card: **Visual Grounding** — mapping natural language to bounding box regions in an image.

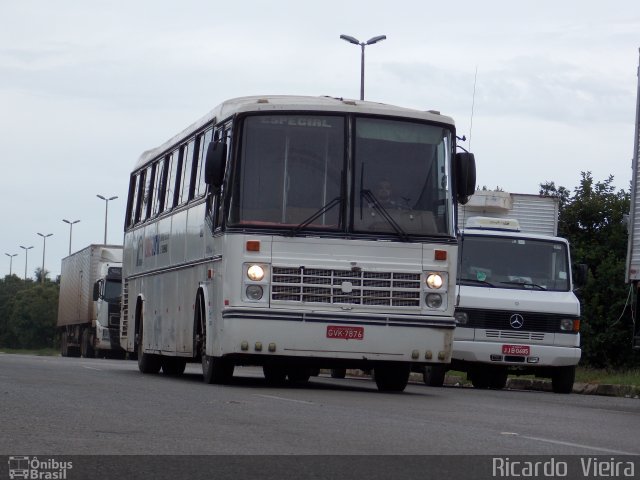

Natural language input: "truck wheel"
[488,368,508,390]
[423,365,447,387]
[330,368,346,379]
[61,332,69,357]
[162,357,187,376]
[469,368,490,389]
[552,366,575,394]
[374,363,410,392]
[80,329,95,358]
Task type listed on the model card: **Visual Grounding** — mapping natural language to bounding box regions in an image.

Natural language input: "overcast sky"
[1,0,639,278]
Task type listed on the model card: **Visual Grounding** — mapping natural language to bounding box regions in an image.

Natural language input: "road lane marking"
[500,432,638,455]
[81,365,102,371]
[254,394,315,405]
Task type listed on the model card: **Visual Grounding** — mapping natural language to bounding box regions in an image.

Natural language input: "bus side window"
[138,165,154,222]
[194,129,213,198]
[133,170,146,224]
[126,172,140,228]
[166,149,180,210]
[155,156,169,215]
[214,127,231,230]
[179,140,196,205]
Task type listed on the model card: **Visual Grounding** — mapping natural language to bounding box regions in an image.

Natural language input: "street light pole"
[340,34,387,101]
[97,195,118,244]
[37,233,53,284]
[5,253,17,276]
[62,219,80,255]
[19,245,33,281]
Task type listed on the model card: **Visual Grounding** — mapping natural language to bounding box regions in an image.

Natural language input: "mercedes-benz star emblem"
[509,314,524,329]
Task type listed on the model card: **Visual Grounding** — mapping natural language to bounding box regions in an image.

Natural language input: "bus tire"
[552,366,575,394]
[287,367,312,384]
[374,363,410,392]
[263,364,287,385]
[423,365,446,387]
[137,318,161,374]
[202,355,234,384]
[469,368,490,389]
[330,368,346,379]
[162,357,187,376]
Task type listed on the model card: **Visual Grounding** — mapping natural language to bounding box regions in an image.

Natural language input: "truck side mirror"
[204,141,227,189]
[455,152,476,205]
[92,281,100,301]
[574,263,588,288]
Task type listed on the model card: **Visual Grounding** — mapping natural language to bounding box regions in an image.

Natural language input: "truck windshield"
[104,280,122,302]
[459,235,570,292]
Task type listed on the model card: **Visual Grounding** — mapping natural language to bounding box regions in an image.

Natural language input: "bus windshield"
[459,235,571,292]
[229,114,452,236]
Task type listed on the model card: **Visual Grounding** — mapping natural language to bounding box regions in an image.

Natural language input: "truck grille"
[271,267,422,307]
[458,308,577,334]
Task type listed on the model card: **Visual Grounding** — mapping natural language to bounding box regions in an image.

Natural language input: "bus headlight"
[247,264,265,281]
[426,273,443,289]
[426,293,443,308]
[246,285,264,301]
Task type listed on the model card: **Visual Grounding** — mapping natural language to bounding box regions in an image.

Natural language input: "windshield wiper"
[458,277,496,287]
[499,281,547,291]
[361,189,408,241]
[287,196,342,236]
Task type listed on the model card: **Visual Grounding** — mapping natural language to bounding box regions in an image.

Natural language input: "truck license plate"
[502,344,530,356]
[326,325,364,340]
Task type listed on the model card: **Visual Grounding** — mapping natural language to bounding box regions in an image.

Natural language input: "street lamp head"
[63,219,80,225]
[108,196,118,201]
[340,34,360,45]
[366,35,387,45]
[5,253,17,258]
[37,233,53,239]
[20,245,33,250]
[97,194,105,200]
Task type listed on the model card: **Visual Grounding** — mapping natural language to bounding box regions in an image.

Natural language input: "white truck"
[58,244,124,358]
[625,49,640,351]
[421,191,583,393]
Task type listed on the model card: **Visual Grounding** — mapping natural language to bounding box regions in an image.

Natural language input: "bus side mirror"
[204,141,227,189]
[455,152,476,205]
[574,263,588,288]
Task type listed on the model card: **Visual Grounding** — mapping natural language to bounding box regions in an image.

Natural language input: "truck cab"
[92,265,122,352]
[422,192,582,393]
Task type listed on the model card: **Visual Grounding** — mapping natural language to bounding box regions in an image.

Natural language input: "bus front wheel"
[202,355,234,384]
[374,363,410,392]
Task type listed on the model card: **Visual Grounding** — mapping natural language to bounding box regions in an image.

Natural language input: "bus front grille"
[271,267,421,307]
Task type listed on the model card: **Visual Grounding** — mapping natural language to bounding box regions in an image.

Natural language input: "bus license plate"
[502,344,530,356]
[327,325,364,340]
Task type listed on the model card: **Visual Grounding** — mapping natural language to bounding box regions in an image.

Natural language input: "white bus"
[120,95,476,392]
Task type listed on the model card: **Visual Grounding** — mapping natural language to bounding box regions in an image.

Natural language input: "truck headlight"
[454,311,468,325]
[247,264,265,281]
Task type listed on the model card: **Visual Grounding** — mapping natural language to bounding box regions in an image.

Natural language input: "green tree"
[541,172,637,368]
[0,276,59,349]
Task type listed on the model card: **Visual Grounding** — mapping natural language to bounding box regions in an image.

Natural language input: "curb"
[372,371,640,398]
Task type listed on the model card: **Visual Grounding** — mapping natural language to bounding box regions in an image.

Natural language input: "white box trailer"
[57,244,123,358]
[418,191,582,393]
[624,50,640,350]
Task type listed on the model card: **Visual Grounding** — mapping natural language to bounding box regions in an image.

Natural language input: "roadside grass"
[445,368,640,387]
[0,347,59,356]
[574,368,640,387]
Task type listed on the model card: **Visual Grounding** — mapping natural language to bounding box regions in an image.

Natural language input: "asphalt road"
[1,353,639,456]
